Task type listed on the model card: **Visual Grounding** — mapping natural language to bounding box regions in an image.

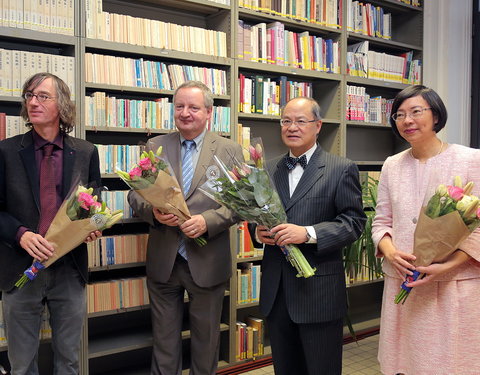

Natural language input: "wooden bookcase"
[0,0,423,373]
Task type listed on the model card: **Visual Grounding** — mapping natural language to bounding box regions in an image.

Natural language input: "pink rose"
[138,157,153,171]
[78,192,96,210]
[447,185,464,201]
[129,167,142,180]
[477,207,480,219]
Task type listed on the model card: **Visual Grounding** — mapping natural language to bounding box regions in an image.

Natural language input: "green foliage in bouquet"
[116,147,168,190]
[203,141,316,278]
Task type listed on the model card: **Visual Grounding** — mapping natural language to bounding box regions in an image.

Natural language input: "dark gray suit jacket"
[128,131,243,288]
[259,146,366,323]
[0,130,101,291]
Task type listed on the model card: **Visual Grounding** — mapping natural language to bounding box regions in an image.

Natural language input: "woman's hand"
[379,235,416,278]
[407,250,471,287]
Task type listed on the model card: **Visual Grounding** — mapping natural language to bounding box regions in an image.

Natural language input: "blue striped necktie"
[178,140,196,260]
[182,140,195,193]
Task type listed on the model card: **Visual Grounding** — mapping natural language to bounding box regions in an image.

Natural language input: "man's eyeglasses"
[280,119,318,127]
[391,107,431,122]
[23,92,57,103]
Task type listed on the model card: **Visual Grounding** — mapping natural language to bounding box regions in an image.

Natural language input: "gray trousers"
[148,255,227,375]
[2,257,86,375]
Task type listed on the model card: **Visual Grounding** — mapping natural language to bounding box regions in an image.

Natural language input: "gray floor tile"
[239,334,380,374]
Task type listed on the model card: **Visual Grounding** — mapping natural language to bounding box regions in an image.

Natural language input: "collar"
[180,129,207,150]
[288,143,317,163]
[33,129,64,151]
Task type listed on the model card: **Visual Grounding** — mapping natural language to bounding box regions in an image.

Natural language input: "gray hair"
[173,81,214,110]
[281,97,322,120]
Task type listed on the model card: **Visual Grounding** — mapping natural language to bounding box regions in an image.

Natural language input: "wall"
[423,0,473,146]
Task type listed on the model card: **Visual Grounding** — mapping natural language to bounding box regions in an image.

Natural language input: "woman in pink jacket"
[372,85,480,375]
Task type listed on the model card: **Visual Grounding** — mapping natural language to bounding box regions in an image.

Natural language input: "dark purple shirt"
[16,130,64,243]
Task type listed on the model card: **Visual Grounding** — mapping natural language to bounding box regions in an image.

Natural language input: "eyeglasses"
[23,92,57,103]
[280,119,318,127]
[391,107,431,122]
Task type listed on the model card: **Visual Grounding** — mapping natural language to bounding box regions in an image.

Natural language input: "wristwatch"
[305,228,311,242]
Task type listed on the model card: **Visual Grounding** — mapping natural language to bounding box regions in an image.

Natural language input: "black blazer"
[0,130,101,291]
[259,146,366,323]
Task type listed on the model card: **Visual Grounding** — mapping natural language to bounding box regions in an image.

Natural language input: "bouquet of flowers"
[200,138,316,278]
[15,185,123,288]
[394,176,480,304]
[116,146,207,246]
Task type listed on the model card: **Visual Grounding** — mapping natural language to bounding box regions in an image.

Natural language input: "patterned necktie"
[37,144,56,236]
[182,140,195,193]
[285,154,307,170]
[178,140,196,260]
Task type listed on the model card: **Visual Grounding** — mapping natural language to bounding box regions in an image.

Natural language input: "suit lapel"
[272,154,290,209]
[186,131,217,199]
[284,146,325,211]
[19,131,40,211]
[62,136,76,199]
[163,133,182,183]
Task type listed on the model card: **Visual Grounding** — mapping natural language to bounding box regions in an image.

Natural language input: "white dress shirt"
[287,144,318,243]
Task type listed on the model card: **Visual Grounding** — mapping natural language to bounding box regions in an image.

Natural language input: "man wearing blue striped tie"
[128,81,244,375]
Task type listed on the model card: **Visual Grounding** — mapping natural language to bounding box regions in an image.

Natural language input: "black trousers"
[267,284,343,375]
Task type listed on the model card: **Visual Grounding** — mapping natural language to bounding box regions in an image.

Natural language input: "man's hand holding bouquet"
[16,185,123,288]
[200,138,316,278]
[394,176,480,304]
[116,146,207,246]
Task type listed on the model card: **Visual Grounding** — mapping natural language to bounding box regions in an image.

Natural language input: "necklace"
[410,140,444,160]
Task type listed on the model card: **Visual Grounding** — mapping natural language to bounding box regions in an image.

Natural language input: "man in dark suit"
[128,81,243,375]
[0,73,101,374]
[255,97,366,375]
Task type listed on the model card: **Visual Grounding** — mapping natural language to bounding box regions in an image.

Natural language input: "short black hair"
[389,85,448,138]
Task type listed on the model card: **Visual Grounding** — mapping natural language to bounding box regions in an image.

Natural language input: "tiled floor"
[240,334,380,375]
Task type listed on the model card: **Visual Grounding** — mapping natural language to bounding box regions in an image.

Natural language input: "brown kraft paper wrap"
[42,201,100,268]
[413,207,472,267]
[135,169,192,223]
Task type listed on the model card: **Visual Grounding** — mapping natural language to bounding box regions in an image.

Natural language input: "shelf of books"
[234,1,345,163]
[0,301,6,352]
[81,0,237,372]
[344,0,422,163]
[0,0,423,372]
[226,221,268,365]
[90,320,231,359]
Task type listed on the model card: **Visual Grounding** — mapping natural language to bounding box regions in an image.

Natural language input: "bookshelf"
[0,0,423,373]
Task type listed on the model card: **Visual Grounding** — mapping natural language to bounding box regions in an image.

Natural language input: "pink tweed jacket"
[372,143,480,279]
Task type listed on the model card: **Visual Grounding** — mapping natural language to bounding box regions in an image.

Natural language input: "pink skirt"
[378,275,480,375]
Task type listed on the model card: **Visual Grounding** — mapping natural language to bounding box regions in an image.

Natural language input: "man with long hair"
[0,72,101,374]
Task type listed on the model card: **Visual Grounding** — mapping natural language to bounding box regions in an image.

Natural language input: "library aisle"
[240,334,381,375]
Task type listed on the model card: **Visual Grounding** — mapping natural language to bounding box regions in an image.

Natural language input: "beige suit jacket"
[128,131,243,287]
